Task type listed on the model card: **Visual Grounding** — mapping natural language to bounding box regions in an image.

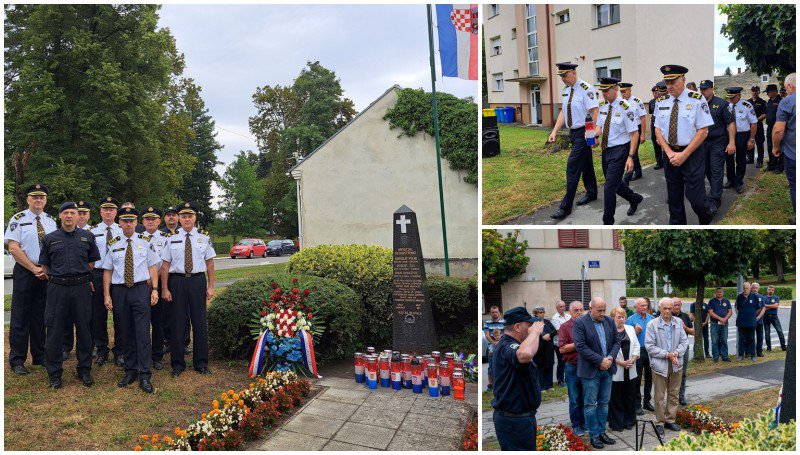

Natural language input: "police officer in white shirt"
[100,207,160,393]
[160,202,215,377]
[654,65,715,225]
[89,197,124,366]
[593,77,644,225]
[619,83,648,183]
[140,206,169,371]
[548,62,600,219]
[725,87,758,194]
[5,183,58,375]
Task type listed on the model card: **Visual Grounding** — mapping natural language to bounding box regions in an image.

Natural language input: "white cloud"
[714,6,747,76]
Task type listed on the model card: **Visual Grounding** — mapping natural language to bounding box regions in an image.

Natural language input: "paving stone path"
[253,376,479,451]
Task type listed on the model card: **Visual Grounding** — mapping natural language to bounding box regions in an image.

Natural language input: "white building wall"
[484,3,524,104]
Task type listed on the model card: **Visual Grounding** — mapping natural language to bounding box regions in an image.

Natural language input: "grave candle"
[439,361,451,396]
[354,352,366,383]
[401,354,412,389]
[390,351,402,389]
[379,353,391,387]
[410,357,423,393]
[452,370,465,401]
[366,355,378,389]
[427,360,439,397]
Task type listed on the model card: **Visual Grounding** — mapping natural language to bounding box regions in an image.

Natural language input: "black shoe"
[766,348,772,352]
[196,367,212,375]
[590,437,604,449]
[773,168,784,174]
[558,381,566,388]
[636,408,644,416]
[735,185,743,194]
[665,423,681,431]
[171,370,183,378]
[153,360,164,371]
[163,343,171,353]
[713,358,719,363]
[599,433,616,445]
[49,377,63,389]
[722,357,731,362]
[12,365,29,375]
[679,397,687,406]
[643,402,655,411]
[655,425,665,436]
[757,353,765,357]
[625,424,635,430]
[631,173,643,181]
[627,196,643,216]
[114,356,124,367]
[184,346,192,355]
[140,379,154,394]
[486,383,492,390]
[78,372,93,387]
[95,355,107,367]
[32,358,44,366]
[550,208,571,220]
[576,195,596,206]
[117,373,137,388]
[653,163,664,170]
[755,162,762,168]
[746,159,754,164]
[62,351,70,362]
[723,180,735,188]
[609,426,623,432]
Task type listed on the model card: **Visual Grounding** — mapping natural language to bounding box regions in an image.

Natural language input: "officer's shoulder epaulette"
[107,236,121,246]
[139,233,152,241]
[633,97,641,102]
[580,82,590,90]
[163,232,173,238]
[198,229,210,236]
[688,91,702,99]
[599,100,606,106]
[44,213,53,219]
[742,100,753,108]
[620,100,630,109]
[656,95,667,102]
[13,212,25,220]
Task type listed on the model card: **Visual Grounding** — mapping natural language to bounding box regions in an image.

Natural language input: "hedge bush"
[656,411,795,451]
[625,287,793,301]
[429,275,478,344]
[207,274,363,365]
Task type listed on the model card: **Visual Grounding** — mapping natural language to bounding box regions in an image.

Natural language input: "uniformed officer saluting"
[619,82,647,183]
[594,77,644,224]
[653,65,715,224]
[62,199,93,361]
[141,206,169,371]
[548,62,600,220]
[491,306,544,450]
[38,202,101,389]
[725,87,757,194]
[100,207,160,393]
[5,184,57,375]
[160,202,215,377]
[698,80,736,216]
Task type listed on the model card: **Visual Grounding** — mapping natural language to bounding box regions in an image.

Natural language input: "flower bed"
[462,414,478,451]
[675,405,737,435]
[134,371,310,451]
[657,411,795,451]
[536,424,591,451]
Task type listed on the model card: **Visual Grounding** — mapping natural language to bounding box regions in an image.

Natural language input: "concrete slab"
[254,429,328,451]
[387,430,460,451]
[399,412,463,437]
[301,399,359,421]
[281,413,346,439]
[317,387,371,405]
[332,422,397,450]
[348,405,408,429]
[411,398,470,422]
[363,393,416,412]
[321,440,378,451]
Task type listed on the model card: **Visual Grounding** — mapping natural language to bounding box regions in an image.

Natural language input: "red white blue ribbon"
[299,329,321,378]
[248,331,269,378]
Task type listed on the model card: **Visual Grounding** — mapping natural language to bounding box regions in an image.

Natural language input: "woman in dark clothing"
[608,306,640,431]
[533,307,557,391]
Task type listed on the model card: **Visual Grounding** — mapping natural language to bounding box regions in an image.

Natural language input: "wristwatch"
[748,138,755,142]
[628,154,636,158]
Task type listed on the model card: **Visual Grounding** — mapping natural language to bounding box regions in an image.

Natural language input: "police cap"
[118,207,139,221]
[142,206,162,218]
[725,86,744,99]
[59,201,78,213]
[765,84,778,92]
[25,183,48,196]
[503,306,537,325]
[178,202,199,215]
[99,197,120,209]
[76,200,91,212]
[699,80,714,89]
[751,85,761,92]
[598,77,620,90]
[556,62,578,75]
[660,64,688,80]
[164,206,179,215]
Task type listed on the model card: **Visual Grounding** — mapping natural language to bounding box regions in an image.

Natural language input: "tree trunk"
[694,280,706,363]
[775,250,785,283]
[752,261,760,280]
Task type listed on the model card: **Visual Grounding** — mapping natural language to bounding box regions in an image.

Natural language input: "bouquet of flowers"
[536,424,591,451]
[676,405,737,434]
[458,352,478,383]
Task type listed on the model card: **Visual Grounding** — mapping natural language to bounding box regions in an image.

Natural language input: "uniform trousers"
[162,274,190,350]
[151,295,165,362]
[9,264,48,367]
[756,320,764,356]
[652,128,664,166]
[664,143,712,224]
[170,273,209,372]
[602,142,641,224]
[623,124,643,182]
[653,361,681,425]
[63,313,75,355]
[729,132,750,186]
[750,122,764,163]
[112,282,152,379]
[44,280,92,379]
[739,326,756,358]
[493,410,537,451]
[559,127,598,211]
[763,314,786,350]
[91,268,122,358]
[704,135,728,209]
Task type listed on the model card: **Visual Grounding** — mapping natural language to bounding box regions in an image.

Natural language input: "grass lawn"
[757,273,797,300]
[214,262,287,283]
[698,385,781,423]
[482,124,656,224]
[720,168,794,225]
[687,348,786,377]
[482,383,567,410]
[3,327,254,451]
[4,294,10,312]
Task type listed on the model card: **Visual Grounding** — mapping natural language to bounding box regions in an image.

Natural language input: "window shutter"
[575,229,589,248]
[612,229,622,250]
[560,280,592,309]
[558,229,589,248]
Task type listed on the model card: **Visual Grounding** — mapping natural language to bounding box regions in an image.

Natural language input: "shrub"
[657,411,795,451]
[207,274,362,364]
[625,286,793,301]
[288,244,393,345]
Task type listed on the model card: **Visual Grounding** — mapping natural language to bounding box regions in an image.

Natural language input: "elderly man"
[626,297,656,414]
[671,298,694,406]
[736,282,759,361]
[646,297,689,436]
[772,73,796,219]
[558,301,585,435]
[573,297,620,448]
[551,300,571,387]
[483,305,505,390]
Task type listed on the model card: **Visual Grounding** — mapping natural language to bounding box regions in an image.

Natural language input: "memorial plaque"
[392,205,437,354]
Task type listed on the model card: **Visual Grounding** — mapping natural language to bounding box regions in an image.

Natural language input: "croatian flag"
[298,329,322,378]
[248,331,270,378]
[436,4,478,80]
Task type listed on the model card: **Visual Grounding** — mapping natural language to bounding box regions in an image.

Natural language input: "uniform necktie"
[184,233,193,274]
[124,239,134,287]
[106,226,112,247]
[668,97,679,146]
[601,104,613,150]
[35,215,44,246]
[567,87,574,128]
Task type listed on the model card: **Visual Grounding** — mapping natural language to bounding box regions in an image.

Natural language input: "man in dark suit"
[573,297,620,449]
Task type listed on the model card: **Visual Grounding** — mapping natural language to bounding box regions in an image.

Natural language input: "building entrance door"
[530,85,542,125]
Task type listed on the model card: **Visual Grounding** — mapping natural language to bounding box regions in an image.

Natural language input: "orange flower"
[152,434,159,443]
[141,435,150,440]
[221,392,227,400]
[228,389,234,395]
[134,445,142,451]
[238,399,245,406]
[249,383,254,389]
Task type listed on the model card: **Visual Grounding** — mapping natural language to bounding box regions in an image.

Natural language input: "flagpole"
[426,4,450,277]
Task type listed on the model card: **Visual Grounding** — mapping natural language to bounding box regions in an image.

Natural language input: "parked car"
[266,239,296,256]
[5,249,16,278]
[229,239,267,259]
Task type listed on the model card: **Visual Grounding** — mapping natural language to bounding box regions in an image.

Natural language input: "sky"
[714,6,747,76]
[157,4,476,205]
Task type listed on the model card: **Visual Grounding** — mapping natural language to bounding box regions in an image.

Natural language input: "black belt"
[496,410,537,417]
[112,281,148,288]
[170,272,204,278]
[670,145,688,152]
[570,126,586,132]
[48,274,91,286]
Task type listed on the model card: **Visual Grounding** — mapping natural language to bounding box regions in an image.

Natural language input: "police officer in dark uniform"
[38,202,100,389]
[653,65,715,225]
[698,80,736,216]
[62,200,93,361]
[160,202,216,377]
[141,206,169,370]
[749,86,767,167]
[764,84,783,173]
[548,62,600,220]
[619,82,647,183]
[726,87,757,194]
[158,206,190,355]
[100,207,161,393]
[491,306,545,451]
[5,184,58,375]
[648,83,666,170]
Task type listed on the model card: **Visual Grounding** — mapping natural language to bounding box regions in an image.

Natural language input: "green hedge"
[625,287,793,301]
[428,275,478,345]
[214,242,232,254]
[207,274,363,365]
[656,411,795,451]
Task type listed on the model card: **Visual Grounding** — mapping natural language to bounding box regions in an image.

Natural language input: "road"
[4,255,291,295]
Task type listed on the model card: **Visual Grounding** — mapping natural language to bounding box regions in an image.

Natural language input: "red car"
[229,239,267,259]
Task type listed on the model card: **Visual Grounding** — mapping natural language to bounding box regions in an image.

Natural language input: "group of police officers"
[5,185,215,392]
[548,62,792,225]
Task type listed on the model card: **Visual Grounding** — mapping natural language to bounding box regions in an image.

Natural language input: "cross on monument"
[396,214,411,234]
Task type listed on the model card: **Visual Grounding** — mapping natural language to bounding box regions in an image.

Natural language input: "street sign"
[588,261,600,268]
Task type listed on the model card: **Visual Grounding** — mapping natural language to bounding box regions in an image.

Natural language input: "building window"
[557,9,570,24]
[612,230,622,250]
[493,73,504,91]
[525,4,539,76]
[558,229,589,248]
[488,4,500,18]
[595,4,620,28]
[561,280,592,310]
[490,36,502,56]
[761,74,769,83]
[595,57,622,80]
[511,28,517,40]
